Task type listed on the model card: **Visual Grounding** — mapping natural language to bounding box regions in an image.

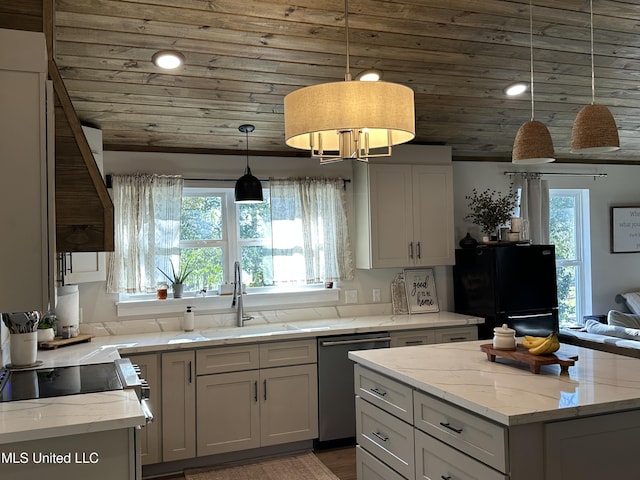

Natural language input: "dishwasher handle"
[320,336,391,347]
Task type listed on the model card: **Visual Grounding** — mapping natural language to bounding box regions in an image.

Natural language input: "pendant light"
[570,0,620,153]
[512,0,555,164]
[283,0,415,164]
[234,124,263,204]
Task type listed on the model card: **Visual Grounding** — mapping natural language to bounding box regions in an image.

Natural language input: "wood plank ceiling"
[50,0,640,163]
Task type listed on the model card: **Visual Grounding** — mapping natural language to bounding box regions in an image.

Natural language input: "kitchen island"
[349,340,640,480]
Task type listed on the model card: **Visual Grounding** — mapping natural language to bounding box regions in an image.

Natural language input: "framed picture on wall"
[403,268,440,314]
[611,206,640,253]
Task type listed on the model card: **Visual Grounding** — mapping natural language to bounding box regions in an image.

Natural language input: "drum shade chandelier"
[512,0,555,164]
[283,0,415,164]
[570,0,620,154]
[234,124,263,204]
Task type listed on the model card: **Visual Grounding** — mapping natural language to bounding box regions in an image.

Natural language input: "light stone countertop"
[0,312,482,444]
[349,340,640,427]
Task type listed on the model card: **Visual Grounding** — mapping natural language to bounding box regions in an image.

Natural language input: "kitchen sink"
[201,323,298,339]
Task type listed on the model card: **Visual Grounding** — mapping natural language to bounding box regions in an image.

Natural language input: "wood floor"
[315,446,357,480]
[154,446,356,480]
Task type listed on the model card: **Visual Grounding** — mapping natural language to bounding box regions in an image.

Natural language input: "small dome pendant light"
[234,124,263,204]
[512,0,555,164]
[570,0,620,154]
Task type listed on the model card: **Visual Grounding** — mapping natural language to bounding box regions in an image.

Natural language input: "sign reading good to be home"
[403,268,440,314]
[611,206,640,253]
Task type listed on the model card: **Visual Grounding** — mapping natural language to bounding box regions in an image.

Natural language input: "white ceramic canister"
[10,331,38,367]
[493,323,516,350]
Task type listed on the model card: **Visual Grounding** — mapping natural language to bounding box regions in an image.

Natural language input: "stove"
[0,358,151,411]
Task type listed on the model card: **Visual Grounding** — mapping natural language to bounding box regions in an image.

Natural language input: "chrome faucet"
[232,260,253,327]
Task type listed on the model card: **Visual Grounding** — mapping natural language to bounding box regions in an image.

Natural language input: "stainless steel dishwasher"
[316,332,391,446]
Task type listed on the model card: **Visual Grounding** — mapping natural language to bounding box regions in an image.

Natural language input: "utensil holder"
[10,331,38,367]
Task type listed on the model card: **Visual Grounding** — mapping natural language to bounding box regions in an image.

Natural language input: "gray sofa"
[559,310,640,359]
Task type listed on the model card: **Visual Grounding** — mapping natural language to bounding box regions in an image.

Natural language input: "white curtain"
[269,177,354,284]
[107,174,184,293]
[514,173,550,245]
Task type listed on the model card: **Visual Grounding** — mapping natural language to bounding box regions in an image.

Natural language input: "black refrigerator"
[453,244,559,339]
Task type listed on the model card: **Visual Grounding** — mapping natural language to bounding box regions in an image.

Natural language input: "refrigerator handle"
[507,313,552,319]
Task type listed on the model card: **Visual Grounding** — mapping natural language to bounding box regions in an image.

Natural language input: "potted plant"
[157,259,193,298]
[465,187,518,240]
[37,311,57,342]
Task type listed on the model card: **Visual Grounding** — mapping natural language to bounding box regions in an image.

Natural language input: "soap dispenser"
[183,306,194,332]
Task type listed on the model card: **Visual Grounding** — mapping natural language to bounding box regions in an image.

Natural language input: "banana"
[522,335,548,348]
[528,333,560,355]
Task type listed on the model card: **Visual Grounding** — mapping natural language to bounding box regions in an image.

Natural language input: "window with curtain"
[269,177,354,285]
[107,174,184,293]
[109,176,353,295]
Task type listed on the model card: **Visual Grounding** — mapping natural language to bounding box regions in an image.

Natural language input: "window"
[549,189,592,327]
[179,188,273,292]
[110,176,353,297]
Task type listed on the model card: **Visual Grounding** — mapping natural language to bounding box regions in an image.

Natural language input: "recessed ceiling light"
[504,82,529,96]
[356,69,383,81]
[152,50,184,70]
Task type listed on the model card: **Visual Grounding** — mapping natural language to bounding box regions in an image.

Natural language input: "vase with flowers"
[465,187,518,241]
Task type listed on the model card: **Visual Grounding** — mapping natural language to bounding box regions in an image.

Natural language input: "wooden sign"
[403,268,439,314]
[611,206,640,253]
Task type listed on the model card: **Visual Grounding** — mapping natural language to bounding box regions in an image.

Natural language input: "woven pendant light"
[570,0,619,154]
[512,0,555,164]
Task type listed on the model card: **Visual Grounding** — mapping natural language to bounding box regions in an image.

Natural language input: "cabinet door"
[412,165,455,266]
[126,353,162,465]
[260,364,318,446]
[390,329,435,347]
[434,326,478,344]
[161,350,195,461]
[366,164,414,268]
[0,30,53,314]
[196,370,260,456]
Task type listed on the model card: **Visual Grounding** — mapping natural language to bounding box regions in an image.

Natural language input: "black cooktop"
[0,363,123,402]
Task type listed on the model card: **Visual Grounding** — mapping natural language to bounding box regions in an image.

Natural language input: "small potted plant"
[465,187,518,241]
[157,259,193,298]
[37,311,57,342]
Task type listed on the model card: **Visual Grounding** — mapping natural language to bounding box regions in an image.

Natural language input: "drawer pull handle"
[440,422,463,434]
[441,476,452,480]
[405,340,424,345]
[372,431,389,442]
[370,387,387,397]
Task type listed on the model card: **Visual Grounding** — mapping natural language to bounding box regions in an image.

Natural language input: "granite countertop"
[0,312,482,444]
[349,340,640,427]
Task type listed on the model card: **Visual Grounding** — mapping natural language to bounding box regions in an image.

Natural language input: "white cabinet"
[0,29,54,314]
[62,126,106,284]
[196,339,318,457]
[161,350,196,461]
[125,353,162,465]
[390,326,477,348]
[354,162,454,269]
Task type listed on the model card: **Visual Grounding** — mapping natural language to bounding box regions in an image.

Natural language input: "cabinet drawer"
[196,344,260,375]
[355,364,413,423]
[390,329,435,348]
[259,339,316,368]
[356,397,415,480]
[356,445,405,480]
[413,391,506,472]
[434,326,478,343]
[415,429,507,480]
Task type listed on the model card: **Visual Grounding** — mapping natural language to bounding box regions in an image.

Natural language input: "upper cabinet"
[354,147,455,269]
[0,29,54,313]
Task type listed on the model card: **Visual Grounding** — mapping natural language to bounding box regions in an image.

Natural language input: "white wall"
[78,147,639,324]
